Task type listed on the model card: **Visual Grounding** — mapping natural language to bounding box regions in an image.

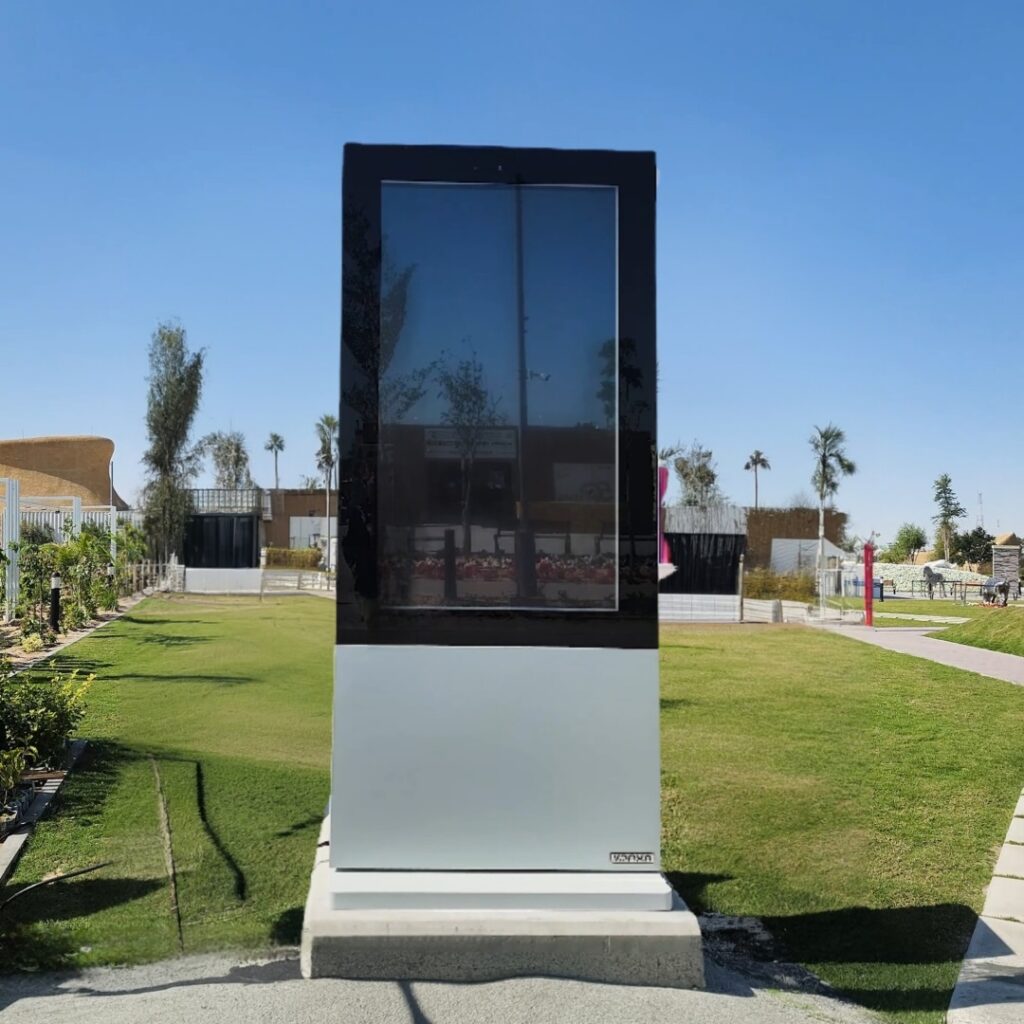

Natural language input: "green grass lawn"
[1,595,332,971]
[832,597,993,619]
[4,601,1023,1024]
[934,605,1024,656]
[662,624,1024,1024]
[872,618,949,629]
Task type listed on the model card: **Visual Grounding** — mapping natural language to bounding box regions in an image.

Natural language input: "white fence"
[659,594,741,622]
[658,594,843,624]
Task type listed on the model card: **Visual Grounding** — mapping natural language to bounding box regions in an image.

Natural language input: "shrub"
[0,666,93,767]
[744,568,816,602]
[0,747,33,809]
[264,547,322,570]
[21,634,43,654]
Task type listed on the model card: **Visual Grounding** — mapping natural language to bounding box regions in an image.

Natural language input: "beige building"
[0,435,128,509]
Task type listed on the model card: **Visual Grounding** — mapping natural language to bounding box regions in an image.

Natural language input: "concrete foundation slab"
[301,818,703,988]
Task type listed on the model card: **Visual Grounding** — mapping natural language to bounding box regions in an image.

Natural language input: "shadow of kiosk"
[301,143,703,986]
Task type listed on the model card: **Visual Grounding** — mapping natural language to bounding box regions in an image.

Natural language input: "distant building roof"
[994,532,1021,547]
[664,504,747,535]
[0,435,128,509]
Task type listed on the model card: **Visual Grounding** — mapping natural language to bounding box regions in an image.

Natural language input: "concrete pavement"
[822,626,1024,687]
[0,949,884,1024]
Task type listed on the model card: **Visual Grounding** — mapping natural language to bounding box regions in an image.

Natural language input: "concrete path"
[948,789,1024,1022]
[0,949,883,1024]
[822,626,1024,687]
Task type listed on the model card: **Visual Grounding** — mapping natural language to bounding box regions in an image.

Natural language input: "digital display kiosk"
[303,144,701,985]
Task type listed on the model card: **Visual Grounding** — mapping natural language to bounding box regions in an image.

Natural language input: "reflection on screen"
[378,182,617,611]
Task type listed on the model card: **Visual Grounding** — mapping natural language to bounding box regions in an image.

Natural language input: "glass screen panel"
[378,182,618,610]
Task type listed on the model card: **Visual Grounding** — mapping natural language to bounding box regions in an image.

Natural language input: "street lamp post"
[49,572,63,633]
[514,180,537,600]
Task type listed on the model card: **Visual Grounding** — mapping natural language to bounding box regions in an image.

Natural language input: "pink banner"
[659,466,670,564]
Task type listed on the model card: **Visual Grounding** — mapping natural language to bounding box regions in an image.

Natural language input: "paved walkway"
[948,789,1024,1023]
[826,624,1024,1021]
[822,626,1024,687]
[0,949,883,1024]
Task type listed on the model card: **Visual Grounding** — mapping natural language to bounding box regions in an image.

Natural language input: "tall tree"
[201,431,254,489]
[743,450,770,510]
[932,474,967,562]
[265,432,285,489]
[809,423,856,596]
[673,441,725,508]
[316,414,338,569]
[142,322,204,562]
[437,353,504,554]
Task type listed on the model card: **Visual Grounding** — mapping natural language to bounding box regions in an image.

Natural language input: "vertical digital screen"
[377,182,618,610]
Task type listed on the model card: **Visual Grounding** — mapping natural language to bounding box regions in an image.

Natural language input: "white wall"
[184,568,263,594]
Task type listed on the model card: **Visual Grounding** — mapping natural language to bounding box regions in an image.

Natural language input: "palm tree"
[743,450,770,509]
[315,414,338,570]
[809,424,856,606]
[265,432,285,489]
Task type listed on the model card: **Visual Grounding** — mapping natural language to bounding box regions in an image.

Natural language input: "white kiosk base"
[301,818,704,985]
[301,644,703,986]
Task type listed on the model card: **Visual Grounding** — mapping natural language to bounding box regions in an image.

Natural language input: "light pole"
[514,180,537,600]
[49,572,63,633]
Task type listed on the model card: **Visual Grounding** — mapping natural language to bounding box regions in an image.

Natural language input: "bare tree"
[437,353,503,554]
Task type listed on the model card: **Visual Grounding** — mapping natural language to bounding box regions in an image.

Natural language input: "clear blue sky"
[2,1,1021,545]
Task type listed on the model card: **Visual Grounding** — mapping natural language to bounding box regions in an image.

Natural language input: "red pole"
[864,542,874,627]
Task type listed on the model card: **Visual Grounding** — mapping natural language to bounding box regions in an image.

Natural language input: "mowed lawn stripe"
[2,595,333,970]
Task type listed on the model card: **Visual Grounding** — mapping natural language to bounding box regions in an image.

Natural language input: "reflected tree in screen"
[437,352,505,554]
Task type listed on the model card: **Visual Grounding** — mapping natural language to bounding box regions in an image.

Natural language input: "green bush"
[744,568,816,602]
[20,634,43,654]
[0,665,93,767]
[264,547,322,570]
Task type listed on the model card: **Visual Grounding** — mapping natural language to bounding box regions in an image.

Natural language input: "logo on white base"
[610,851,654,865]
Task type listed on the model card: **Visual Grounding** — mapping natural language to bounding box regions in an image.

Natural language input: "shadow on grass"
[40,741,139,823]
[659,698,694,712]
[271,905,304,944]
[763,903,978,1014]
[136,633,215,648]
[0,920,82,978]
[156,755,248,903]
[101,673,254,686]
[275,815,322,839]
[665,871,733,914]
[2,877,164,925]
[118,616,206,626]
[763,902,978,967]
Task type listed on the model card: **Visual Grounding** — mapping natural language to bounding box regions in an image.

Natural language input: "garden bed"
[0,740,87,886]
